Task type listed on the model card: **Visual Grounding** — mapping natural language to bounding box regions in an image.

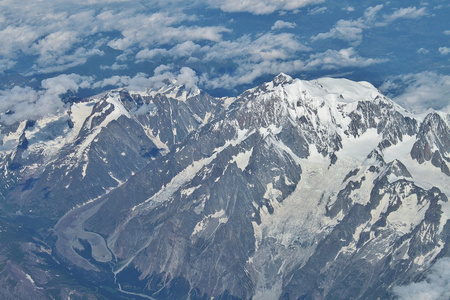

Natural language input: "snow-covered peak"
[313,77,381,103]
[149,81,201,101]
[275,76,383,108]
[247,75,387,114]
[272,73,294,86]
[241,75,387,122]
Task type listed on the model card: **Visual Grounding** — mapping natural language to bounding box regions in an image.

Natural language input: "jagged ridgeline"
[0,74,449,299]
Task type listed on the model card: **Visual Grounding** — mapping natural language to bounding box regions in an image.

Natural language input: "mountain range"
[0,73,449,299]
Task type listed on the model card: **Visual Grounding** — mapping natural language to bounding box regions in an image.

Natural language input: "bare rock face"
[411,112,450,175]
[0,75,449,299]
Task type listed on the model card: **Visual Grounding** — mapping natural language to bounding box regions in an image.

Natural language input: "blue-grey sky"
[0,0,449,124]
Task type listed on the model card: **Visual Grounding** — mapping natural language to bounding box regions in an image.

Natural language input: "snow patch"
[181,185,201,197]
[386,193,428,235]
[109,171,124,185]
[192,209,228,236]
[230,148,253,171]
[337,128,382,163]
[263,183,282,200]
[259,125,282,138]
[143,128,169,155]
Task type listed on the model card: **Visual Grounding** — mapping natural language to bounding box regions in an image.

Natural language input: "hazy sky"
[0,0,449,124]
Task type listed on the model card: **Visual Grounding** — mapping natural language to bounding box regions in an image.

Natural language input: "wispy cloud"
[378,6,427,26]
[308,6,327,15]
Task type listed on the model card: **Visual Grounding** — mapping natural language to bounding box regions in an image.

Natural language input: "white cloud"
[91,66,198,92]
[0,5,103,74]
[176,67,198,90]
[271,20,296,31]
[393,258,450,300]
[135,49,169,61]
[304,47,388,70]
[417,48,429,54]
[32,31,80,64]
[102,11,230,51]
[0,25,40,57]
[363,4,384,22]
[381,6,427,25]
[0,0,441,102]
[135,41,202,62]
[445,30,450,35]
[343,6,355,12]
[380,72,450,113]
[311,5,383,46]
[439,47,450,55]
[0,74,93,125]
[30,48,105,75]
[311,18,365,46]
[308,6,327,15]
[206,0,325,15]
[0,2,231,75]
[312,5,427,46]
[41,73,92,95]
[100,62,128,71]
[204,33,310,63]
[0,59,16,73]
